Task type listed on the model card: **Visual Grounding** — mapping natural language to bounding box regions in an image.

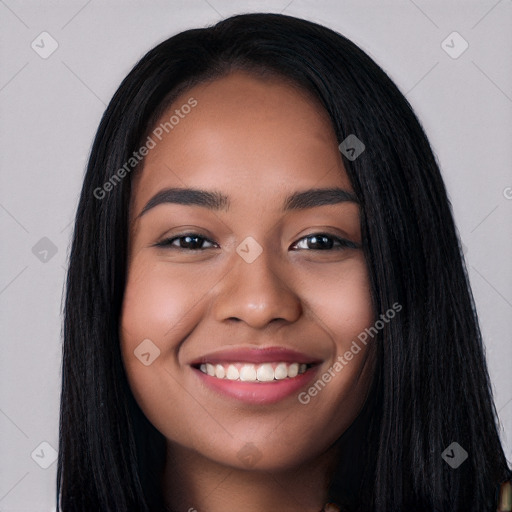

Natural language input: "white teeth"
[288,363,299,378]
[239,365,257,381]
[274,363,288,380]
[226,364,239,380]
[215,364,225,379]
[256,363,274,382]
[198,361,309,382]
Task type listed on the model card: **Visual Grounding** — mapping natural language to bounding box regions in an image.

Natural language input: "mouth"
[189,346,322,404]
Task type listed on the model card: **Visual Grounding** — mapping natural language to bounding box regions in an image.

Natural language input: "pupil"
[309,235,332,249]
[183,235,202,249]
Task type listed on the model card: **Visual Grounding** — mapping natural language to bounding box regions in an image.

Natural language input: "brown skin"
[120,70,377,512]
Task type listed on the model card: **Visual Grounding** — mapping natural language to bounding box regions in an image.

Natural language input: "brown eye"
[155,233,217,250]
[291,233,359,251]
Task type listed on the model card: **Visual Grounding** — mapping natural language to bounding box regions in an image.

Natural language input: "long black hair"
[57,12,511,511]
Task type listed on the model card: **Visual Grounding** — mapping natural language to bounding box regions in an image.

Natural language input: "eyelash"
[154,232,359,251]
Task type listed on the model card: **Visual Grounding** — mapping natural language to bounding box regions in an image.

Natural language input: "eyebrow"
[136,186,359,218]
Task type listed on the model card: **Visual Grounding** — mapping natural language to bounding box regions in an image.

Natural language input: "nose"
[211,248,302,329]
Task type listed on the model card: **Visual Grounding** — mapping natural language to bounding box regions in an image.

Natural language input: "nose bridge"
[212,243,301,328]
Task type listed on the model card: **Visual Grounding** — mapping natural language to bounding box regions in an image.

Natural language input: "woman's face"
[120,70,377,471]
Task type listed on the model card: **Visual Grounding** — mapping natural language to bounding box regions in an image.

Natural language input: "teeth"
[226,364,239,380]
[256,363,274,382]
[288,362,299,378]
[239,365,257,381]
[215,364,225,379]
[274,363,288,380]
[198,362,309,382]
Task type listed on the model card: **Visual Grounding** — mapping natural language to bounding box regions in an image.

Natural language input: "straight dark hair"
[57,12,511,512]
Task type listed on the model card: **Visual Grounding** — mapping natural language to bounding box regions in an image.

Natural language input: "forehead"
[130,70,352,217]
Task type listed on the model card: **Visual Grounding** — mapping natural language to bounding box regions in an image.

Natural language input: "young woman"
[57,12,512,512]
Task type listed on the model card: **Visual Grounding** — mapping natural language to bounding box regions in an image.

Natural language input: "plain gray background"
[1,0,511,510]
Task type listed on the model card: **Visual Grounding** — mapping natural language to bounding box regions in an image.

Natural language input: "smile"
[190,346,322,404]
[198,362,310,382]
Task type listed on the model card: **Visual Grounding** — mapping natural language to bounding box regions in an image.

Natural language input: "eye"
[154,233,218,250]
[154,232,359,252]
[291,233,359,251]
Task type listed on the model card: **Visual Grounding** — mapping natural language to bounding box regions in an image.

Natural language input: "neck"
[161,442,340,512]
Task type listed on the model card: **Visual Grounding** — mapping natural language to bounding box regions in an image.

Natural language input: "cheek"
[120,256,217,348]
[301,256,375,348]
[119,256,206,412]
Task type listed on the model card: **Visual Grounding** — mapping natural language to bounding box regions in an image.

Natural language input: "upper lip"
[189,346,323,366]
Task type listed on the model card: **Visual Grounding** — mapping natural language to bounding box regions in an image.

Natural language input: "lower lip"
[193,366,319,405]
